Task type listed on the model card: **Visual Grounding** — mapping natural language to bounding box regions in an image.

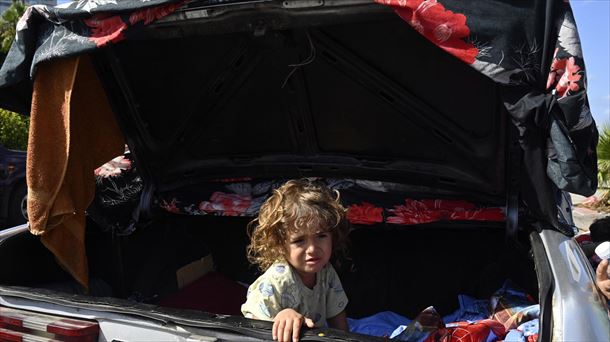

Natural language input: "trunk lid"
[91,0,508,203]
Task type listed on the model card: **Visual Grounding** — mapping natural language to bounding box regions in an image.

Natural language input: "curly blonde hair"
[246,178,349,271]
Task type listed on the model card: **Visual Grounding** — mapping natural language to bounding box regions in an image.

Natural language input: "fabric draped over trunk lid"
[0,0,183,289]
[376,0,598,234]
[0,0,600,286]
[27,55,124,289]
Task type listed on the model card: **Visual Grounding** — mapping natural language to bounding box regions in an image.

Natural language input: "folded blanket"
[28,55,124,290]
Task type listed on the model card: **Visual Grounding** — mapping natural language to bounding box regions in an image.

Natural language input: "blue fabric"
[504,318,540,342]
[486,329,503,342]
[443,294,491,323]
[504,329,526,342]
[348,311,411,337]
[349,293,493,340]
[518,318,539,337]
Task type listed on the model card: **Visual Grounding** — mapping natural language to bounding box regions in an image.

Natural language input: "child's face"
[284,229,333,279]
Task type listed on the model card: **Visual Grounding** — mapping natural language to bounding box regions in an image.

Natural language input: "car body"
[0,144,27,228]
[0,0,608,341]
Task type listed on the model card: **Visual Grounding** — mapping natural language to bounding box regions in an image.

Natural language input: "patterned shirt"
[241,261,348,327]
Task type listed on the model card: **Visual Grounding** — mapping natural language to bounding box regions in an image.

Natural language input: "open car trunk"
[0,0,604,340]
[1,1,529,339]
[37,2,533,325]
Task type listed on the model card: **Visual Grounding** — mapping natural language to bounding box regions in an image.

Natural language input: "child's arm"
[272,308,315,342]
[327,310,348,331]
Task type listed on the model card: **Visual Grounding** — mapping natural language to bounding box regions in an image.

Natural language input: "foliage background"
[0,109,29,150]
[598,126,610,187]
[0,0,25,55]
[0,2,28,150]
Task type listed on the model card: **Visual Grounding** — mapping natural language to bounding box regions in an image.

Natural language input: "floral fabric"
[91,169,505,232]
[377,0,478,64]
[157,178,505,226]
[375,0,598,235]
[88,152,143,235]
[0,0,188,113]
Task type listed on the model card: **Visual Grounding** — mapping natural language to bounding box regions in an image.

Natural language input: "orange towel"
[28,55,124,290]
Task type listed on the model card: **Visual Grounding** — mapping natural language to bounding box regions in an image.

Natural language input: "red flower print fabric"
[546,54,583,98]
[449,207,505,221]
[198,191,252,216]
[84,14,127,47]
[387,199,446,225]
[129,1,187,25]
[94,155,132,178]
[84,1,185,47]
[89,152,143,236]
[375,0,478,64]
[386,199,505,225]
[347,202,384,225]
[161,198,181,214]
[156,179,504,226]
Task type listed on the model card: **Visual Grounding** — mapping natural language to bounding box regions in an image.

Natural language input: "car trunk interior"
[0,1,540,331]
[0,214,538,320]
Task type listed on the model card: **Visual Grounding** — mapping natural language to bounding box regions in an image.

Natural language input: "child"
[241,179,350,342]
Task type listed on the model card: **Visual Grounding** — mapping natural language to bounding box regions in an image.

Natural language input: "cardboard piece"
[176,254,214,289]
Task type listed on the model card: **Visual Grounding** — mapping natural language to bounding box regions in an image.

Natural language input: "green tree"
[0,0,26,54]
[0,109,29,150]
[0,2,28,150]
[598,126,610,187]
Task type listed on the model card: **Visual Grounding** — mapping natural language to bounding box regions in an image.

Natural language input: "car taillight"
[0,307,98,342]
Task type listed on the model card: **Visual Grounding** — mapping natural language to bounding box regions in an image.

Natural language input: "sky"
[56,0,609,126]
[571,0,610,127]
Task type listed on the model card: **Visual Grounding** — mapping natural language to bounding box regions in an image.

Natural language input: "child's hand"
[272,308,315,342]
